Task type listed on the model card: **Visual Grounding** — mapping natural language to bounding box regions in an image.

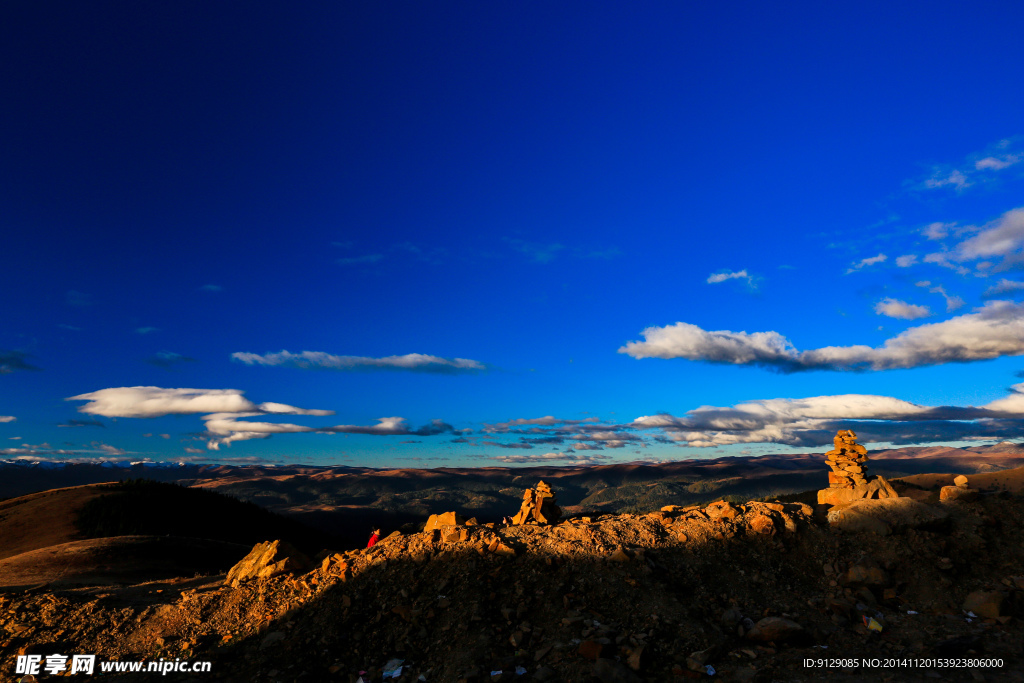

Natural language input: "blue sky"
[3,1,1024,467]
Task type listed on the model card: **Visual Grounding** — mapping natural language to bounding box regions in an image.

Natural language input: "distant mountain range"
[5,443,1023,547]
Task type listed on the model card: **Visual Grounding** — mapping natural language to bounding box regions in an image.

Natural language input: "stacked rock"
[819,429,899,506]
[511,480,562,525]
[825,429,869,488]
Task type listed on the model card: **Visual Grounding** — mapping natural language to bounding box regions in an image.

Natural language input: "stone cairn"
[817,429,898,506]
[511,480,562,525]
[826,429,869,487]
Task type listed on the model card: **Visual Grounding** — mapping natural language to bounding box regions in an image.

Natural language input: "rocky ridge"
[2,486,1024,682]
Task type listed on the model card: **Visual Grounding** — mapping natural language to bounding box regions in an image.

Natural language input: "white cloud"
[504,238,565,264]
[923,222,953,240]
[919,208,1024,276]
[632,384,1024,447]
[978,382,1024,413]
[922,252,971,276]
[895,255,917,268]
[207,412,456,449]
[483,416,600,431]
[488,451,610,465]
[917,139,1022,192]
[67,387,323,418]
[947,207,1024,266]
[70,387,252,417]
[66,386,456,450]
[0,441,135,461]
[479,415,641,450]
[232,350,487,374]
[619,300,1024,372]
[874,298,931,320]
[927,284,965,311]
[0,416,15,423]
[337,254,384,265]
[975,154,1021,171]
[226,414,455,448]
[707,269,752,285]
[846,253,887,274]
[924,169,971,191]
[983,279,1024,298]
[620,324,798,367]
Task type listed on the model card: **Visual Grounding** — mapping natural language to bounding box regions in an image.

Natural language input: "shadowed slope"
[0,483,115,561]
[0,536,251,590]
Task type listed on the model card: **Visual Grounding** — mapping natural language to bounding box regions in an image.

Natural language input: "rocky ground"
[2,488,1023,682]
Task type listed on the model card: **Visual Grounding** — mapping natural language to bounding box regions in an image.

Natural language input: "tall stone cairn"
[511,480,562,525]
[825,429,869,488]
[817,429,899,506]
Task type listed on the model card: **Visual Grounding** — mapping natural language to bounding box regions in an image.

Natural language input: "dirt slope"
[0,535,251,590]
[0,483,115,560]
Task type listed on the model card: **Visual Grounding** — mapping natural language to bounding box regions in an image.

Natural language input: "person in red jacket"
[366,528,381,548]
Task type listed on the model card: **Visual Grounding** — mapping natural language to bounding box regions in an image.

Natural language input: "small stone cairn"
[511,480,561,525]
[818,429,899,507]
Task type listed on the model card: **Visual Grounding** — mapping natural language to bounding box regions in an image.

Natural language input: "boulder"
[687,646,715,672]
[818,476,898,507]
[225,540,311,585]
[594,658,643,683]
[578,639,605,661]
[963,591,1006,619]
[492,541,516,556]
[511,480,562,525]
[260,631,286,649]
[608,547,631,563]
[826,507,891,536]
[828,498,949,535]
[747,514,775,535]
[626,644,646,671]
[954,474,969,488]
[533,667,556,681]
[841,564,889,587]
[745,617,803,643]
[424,511,466,533]
[319,553,350,580]
[705,501,739,520]
[940,485,978,502]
